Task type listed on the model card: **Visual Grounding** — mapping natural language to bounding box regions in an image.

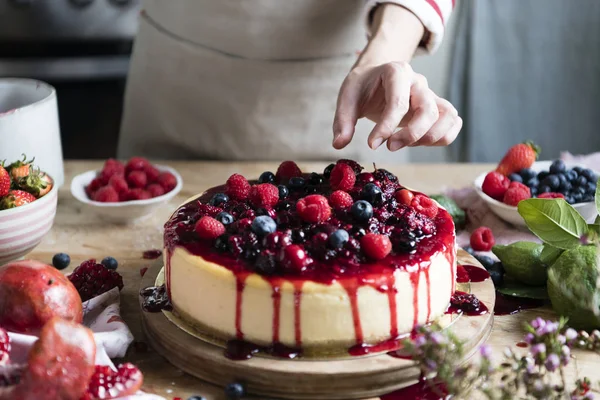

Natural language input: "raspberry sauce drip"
[381,377,448,400]
[344,280,364,345]
[456,264,490,283]
[386,273,399,338]
[235,273,250,340]
[494,292,544,316]
[292,281,303,347]
[410,269,421,327]
[271,280,282,343]
[424,268,431,321]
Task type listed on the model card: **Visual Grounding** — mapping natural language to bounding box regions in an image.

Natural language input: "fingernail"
[371,137,384,149]
[389,140,405,151]
[332,133,341,146]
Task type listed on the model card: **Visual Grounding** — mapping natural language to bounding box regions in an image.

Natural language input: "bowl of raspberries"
[474,142,598,227]
[70,157,182,223]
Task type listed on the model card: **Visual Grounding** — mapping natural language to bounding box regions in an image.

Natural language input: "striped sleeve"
[364,0,455,54]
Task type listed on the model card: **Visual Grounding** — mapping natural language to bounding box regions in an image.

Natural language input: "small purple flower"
[524,333,535,344]
[558,334,566,344]
[584,392,595,400]
[424,359,437,371]
[414,335,427,348]
[479,344,492,359]
[580,234,590,245]
[537,321,559,336]
[544,353,560,372]
[531,317,546,330]
[565,328,578,341]
[531,343,546,357]
[429,332,446,345]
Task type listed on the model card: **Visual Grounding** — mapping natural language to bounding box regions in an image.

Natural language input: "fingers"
[367,62,413,150]
[332,80,360,149]
[412,97,461,146]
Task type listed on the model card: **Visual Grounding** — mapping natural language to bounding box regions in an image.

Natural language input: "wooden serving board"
[140,249,494,400]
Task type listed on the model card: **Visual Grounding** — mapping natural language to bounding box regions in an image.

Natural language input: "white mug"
[0,78,64,187]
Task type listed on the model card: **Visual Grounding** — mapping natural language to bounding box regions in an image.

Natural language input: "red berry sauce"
[493,292,544,316]
[446,291,489,316]
[140,284,172,313]
[456,264,490,283]
[162,163,458,359]
[381,377,448,400]
[143,249,163,260]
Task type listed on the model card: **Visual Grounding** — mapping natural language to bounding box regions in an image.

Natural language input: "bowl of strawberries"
[474,142,598,227]
[0,155,58,264]
[70,157,182,223]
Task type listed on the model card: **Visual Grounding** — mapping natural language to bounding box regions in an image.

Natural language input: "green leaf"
[497,279,549,300]
[596,177,600,215]
[589,223,600,234]
[595,215,600,225]
[517,198,588,250]
[540,244,563,266]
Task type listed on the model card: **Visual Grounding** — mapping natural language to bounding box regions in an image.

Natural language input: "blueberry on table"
[573,166,584,174]
[573,192,584,203]
[329,229,350,249]
[530,187,538,196]
[251,215,277,236]
[586,181,597,194]
[277,184,289,199]
[101,256,118,270]
[526,177,539,188]
[574,186,586,196]
[224,382,246,399]
[258,171,275,184]
[565,195,575,204]
[508,173,522,183]
[549,159,566,174]
[583,194,595,203]
[538,185,551,194]
[519,168,536,181]
[351,200,373,222]
[216,211,235,225]
[361,183,384,205]
[52,253,71,270]
[209,192,229,207]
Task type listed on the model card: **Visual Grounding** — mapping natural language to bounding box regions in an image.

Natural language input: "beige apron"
[118,0,410,163]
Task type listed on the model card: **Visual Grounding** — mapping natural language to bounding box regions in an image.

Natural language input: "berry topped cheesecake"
[163,160,456,357]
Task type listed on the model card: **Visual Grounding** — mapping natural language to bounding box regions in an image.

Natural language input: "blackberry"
[374,168,398,182]
[276,201,293,211]
[214,235,230,252]
[288,177,305,191]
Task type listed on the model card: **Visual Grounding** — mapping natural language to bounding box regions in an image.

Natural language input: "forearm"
[357,4,425,67]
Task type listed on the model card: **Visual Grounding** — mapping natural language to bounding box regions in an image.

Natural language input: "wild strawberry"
[330,162,356,191]
[147,183,165,198]
[275,161,302,183]
[68,259,124,302]
[249,183,279,208]
[108,175,129,193]
[226,173,251,201]
[125,157,150,174]
[470,227,495,251]
[0,190,36,209]
[496,141,540,176]
[503,185,531,206]
[157,171,177,193]
[361,233,392,260]
[0,327,9,366]
[482,171,510,200]
[195,216,226,239]
[93,186,119,203]
[144,165,161,183]
[0,165,10,197]
[394,189,414,205]
[81,363,143,400]
[7,154,33,180]
[127,170,147,188]
[411,194,439,219]
[537,192,565,199]
[296,194,332,223]
[329,190,353,210]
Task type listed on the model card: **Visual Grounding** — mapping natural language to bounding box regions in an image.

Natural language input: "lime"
[492,242,547,286]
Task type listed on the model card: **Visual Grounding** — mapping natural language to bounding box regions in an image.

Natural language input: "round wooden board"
[140,249,494,400]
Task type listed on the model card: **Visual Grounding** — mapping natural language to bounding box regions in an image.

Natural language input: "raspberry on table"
[157,171,177,192]
[226,173,251,201]
[482,171,510,200]
[470,227,495,252]
[410,194,439,219]
[195,216,226,239]
[275,161,302,183]
[361,233,392,260]
[93,186,119,203]
[296,194,332,223]
[249,183,279,208]
[330,162,356,191]
[329,190,354,210]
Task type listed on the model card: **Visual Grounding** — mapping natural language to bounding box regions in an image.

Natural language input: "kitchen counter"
[30,161,598,400]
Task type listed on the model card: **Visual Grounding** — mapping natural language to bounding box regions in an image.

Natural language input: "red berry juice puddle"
[493,292,544,316]
[143,249,163,260]
[456,264,490,283]
[381,377,448,400]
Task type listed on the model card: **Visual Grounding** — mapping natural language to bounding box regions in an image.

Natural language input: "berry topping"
[249,183,279,208]
[337,159,364,174]
[147,183,165,198]
[0,327,9,366]
[195,216,226,239]
[216,211,235,225]
[277,185,289,199]
[275,161,302,183]
[308,172,323,185]
[288,177,306,191]
[209,192,229,207]
[226,174,251,201]
[82,363,143,400]
[361,182,384,205]
[126,170,147,188]
[281,244,310,272]
[361,233,392,260]
[68,259,124,302]
[251,215,277,237]
[351,200,373,222]
[329,229,349,249]
[482,171,510,200]
[93,186,119,203]
[470,227,495,252]
[329,190,354,210]
[537,192,565,199]
[258,171,275,184]
[52,253,71,270]
[296,194,332,223]
[101,256,118,270]
[323,163,335,179]
[394,189,414,205]
[410,194,439,219]
[450,292,481,313]
[329,162,356,191]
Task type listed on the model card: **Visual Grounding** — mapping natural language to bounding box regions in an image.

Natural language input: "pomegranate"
[0,260,83,334]
[81,363,143,400]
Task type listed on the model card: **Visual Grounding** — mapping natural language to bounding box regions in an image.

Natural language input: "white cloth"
[7,288,165,400]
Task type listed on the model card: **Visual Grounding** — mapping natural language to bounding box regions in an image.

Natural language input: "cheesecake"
[163,160,456,357]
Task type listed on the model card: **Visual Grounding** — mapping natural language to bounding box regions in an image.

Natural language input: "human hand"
[332,61,462,151]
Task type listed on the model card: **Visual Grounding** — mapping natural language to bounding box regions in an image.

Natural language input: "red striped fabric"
[424,0,445,24]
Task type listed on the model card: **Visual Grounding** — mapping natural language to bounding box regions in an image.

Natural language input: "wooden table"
[30,161,598,400]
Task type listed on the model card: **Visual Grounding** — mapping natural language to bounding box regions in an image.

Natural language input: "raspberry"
[337,159,364,174]
[125,157,150,174]
[226,173,251,201]
[296,194,332,223]
[127,170,147,188]
[0,327,9,365]
[275,161,302,183]
[482,171,510,200]
[411,194,439,219]
[93,186,119,202]
[144,165,161,183]
[508,181,531,195]
[147,183,165,198]
[68,259,124,302]
[157,171,177,192]
[197,203,223,217]
[281,244,310,272]
[537,192,565,199]
[503,186,531,206]
[470,227,495,251]
[249,183,279,208]
[122,188,151,201]
[329,190,353,210]
[394,189,414,205]
[330,163,356,191]
[108,175,128,193]
[361,233,392,260]
[195,216,226,239]
[99,159,125,184]
[86,177,104,198]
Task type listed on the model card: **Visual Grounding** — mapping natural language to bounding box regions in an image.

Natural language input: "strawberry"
[0,165,10,197]
[7,154,34,180]
[496,141,540,176]
[37,173,53,197]
[0,190,36,209]
[15,169,50,198]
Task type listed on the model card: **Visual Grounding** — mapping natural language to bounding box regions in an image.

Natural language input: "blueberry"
[574,186,586,196]
[582,194,594,202]
[464,246,475,255]
[52,253,71,270]
[538,185,551,194]
[251,216,277,237]
[519,168,536,181]
[258,171,275,184]
[361,183,384,205]
[526,177,539,188]
[474,255,494,270]
[224,382,246,400]
[187,396,207,400]
[288,177,305,190]
[278,184,289,199]
[254,254,277,275]
[216,211,234,225]
[508,173,522,183]
[530,187,538,196]
[488,262,504,287]
[573,192,583,203]
[573,166,584,174]
[309,172,323,185]
[351,200,373,222]
[542,174,560,190]
[565,195,575,204]
[582,168,597,181]
[537,171,549,181]
[329,229,350,249]
[209,192,229,207]
[566,169,578,181]
[323,163,335,179]
[559,180,572,194]
[549,159,566,174]
[101,256,118,270]
[586,181,597,194]
[576,176,588,187]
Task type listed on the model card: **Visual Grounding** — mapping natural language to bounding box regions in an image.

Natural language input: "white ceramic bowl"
[0,178,58,265]
[70,165,183,224]
[474,161,599,227]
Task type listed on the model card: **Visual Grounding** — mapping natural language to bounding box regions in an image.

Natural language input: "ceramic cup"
[0,78,64,187]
